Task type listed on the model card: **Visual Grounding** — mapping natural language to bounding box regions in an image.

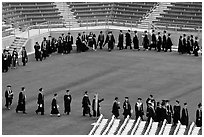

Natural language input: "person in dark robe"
[16,87,27,114]
[47,36,52,55]
[161,100,167,122]
[97,31,104,50]
[165,33,173,52]
[7,51,12,68]
[146,102,156,122]
[135,98,144,120]
[186,36,191,55]
[118,30,124,50]
[50,93,60,117]
[34,42,42,61]
[41,37,48,59]
[92,95,104,117]
[61,33,66,54]
[181,103,189,126]
[64,89,72,115]
[125,30,132,49]
[103,31,115,52]
[182,34,187,54]
[166,100,173,124]
[196,103,202,127]
[178,36,183,54]
[2,49,9,72]
[162,30,167,51]
[51,38,57,53]
[173,100,181,125]
[21,46,28,66]
[12,48,18,69]
[88,32,95,50]
[146,94,156,110]
[190,35,194,53]
[76,33,82,53]
[5,85,13,110]
[123,97,131,118]
[193,36,199,56]
[57,36,63,54]
[143,31,149,51]
[157,32,162,52]
[82,31,88,46]
[133,31,140,50]
[112,97,120,118]
[155,102,162,122]
[149,30,156,50]
[82,91,92,117]
[35,88,44,115]
[65,32,73,54]
[93,34,97,50]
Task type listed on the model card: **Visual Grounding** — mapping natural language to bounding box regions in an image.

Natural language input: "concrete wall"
[2,35,15,49]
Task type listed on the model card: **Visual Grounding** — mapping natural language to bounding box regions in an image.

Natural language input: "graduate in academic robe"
[5,85,13,109]
[196,103,202,127]
[118,30,124,50]
[76,33,82,53]
[93,34,97,50]
[50,93,60,117]
[125,30,132,49]
[12,48,18,68]
[92,94,104,117]
[146,102,156,122]
[182,34,187,54]
[135,98,144,120]
[16,87,27,114]
[82,91,92,117]
[146,95,156,110]
[88,32,95,50]
[149,30,156,50]
[2,49,9,72]
[178,36,183,54]
[181,103,189,126]
[133,31,140,50]
[112,97,120,118]
[41,37,48,59]
[173,100,181,125]
[166,100,173,124]
[142,31,149,50]
[165,33,173,52]
[186,36,191,55]
[157,32,162,52]
[47,36,52,55]
[35,88,44,115]
[34,42,42,61]
[161,101,167,122]
[162,30,167,51]
[190,35,194,52]
[193,36,199,56]
[64,90,72,115]
[65,32,73,54]
[123,97,131,118]
[61,34,66,54]
[51,38,57,53]
[7,51,12,68]
[82,31,88,45]
[97,31,104,50]
[155,102,162,122]
[104,31,115,52]
[21,46,28,66]
[57,36,63,54]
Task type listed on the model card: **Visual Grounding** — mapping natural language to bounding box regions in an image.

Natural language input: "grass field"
[2,48,202,135]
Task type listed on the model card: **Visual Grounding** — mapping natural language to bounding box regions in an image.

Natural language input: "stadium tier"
[2,2,63,29]
[89,115,202,135]
[153,2,202,30]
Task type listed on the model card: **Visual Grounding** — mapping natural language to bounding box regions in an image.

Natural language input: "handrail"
[144,118,153,135]
[173,121,181,135]
[102,115,115,135]
[88,114,103,135]
[158,119,167,135]
[116,115,130,135]
[130,117,141,135]
[187,122,195,135]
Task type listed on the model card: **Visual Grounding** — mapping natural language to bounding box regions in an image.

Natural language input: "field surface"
[2,48,202,135]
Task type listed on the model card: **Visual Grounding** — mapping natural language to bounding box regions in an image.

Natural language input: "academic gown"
[5,90,13,108]
[173,105,181,124]
[112,101,120,118]
[146,106,155,121]
[155,107,162,122]
[64,94,72,114]
[104,35,115,51]
[16,91,26,112]
[166,105,173,124]
[157,35,162,51]
[178,38,183,53]
[51,98,59,114]
[162,35,167,50]
[123,101,131,118]
[92,98,104,117]
[161,107,167,122]
[166,37,173,50]
[82,95,91,115]
[196,109,202,127]
[2,53,8,72]
[118,33,124,49]
[125,33,132,49]
[36,92,44,114]
[193,41,199,56]
[133,34,139,49]
[34,44,42,60]
[181,108,189,126]
[135,102,144,120]
[143,34,149,49]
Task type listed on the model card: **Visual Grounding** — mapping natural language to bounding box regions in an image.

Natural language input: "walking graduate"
[35,88,44,115]
[64,89,72,115]
[112,97,120,118]
[16,87,27,114]
[5,84,13,110]
[82,91,92,117]
[92,93,104,117]
[50,93,60,117]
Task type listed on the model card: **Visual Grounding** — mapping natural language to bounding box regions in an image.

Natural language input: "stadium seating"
[153,2,202,30]
[2,2,63,29]
[68,2,157,27]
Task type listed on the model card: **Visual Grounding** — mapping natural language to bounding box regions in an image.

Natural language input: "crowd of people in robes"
[4,84,202,128]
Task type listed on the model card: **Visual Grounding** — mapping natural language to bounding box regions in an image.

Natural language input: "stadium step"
[54,2,79,28]
[7,36,28,54]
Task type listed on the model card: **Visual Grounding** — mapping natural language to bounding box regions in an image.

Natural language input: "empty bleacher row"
[2,2,63,30]
[153,2,202,31]
[68,2,157,27]
[89,114,202,135]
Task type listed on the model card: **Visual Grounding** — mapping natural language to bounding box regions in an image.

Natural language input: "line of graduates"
[178,34,200,56]
[4,85,202,127]
[2,46,28,73]
[111,94,202,127]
